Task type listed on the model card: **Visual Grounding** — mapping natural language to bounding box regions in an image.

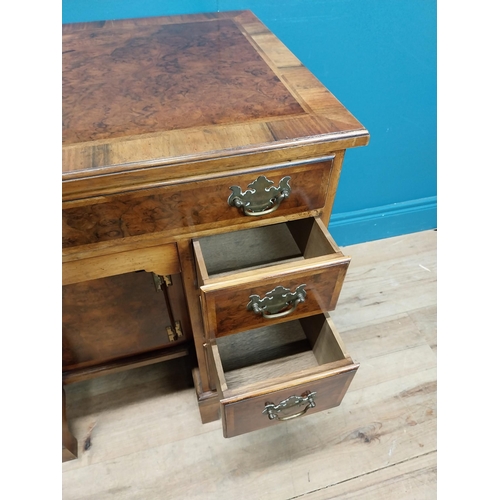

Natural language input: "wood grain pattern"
[301,452,436,499]
[301,314,349,365]
[62,11,369,190]
[195,217,349,337]
[333,230,437,332]
[62,159,333,248]
[320,150,346,227]
[195,222,303,277]
[215,315,352,389]
[62,271,186,371]
[196,217,343,282]
[62,142,357,201]
[63,19,305,144]
[215,319,322,375]
[61,231,436,499]
[61,10,371,456]
[62,387,78,462]
[203,264,349,338]
[221,364,358,438]
[207,313,357,437]
[177,238,214,395]
[62,242,180,285]
[63,345,190,385]
[208,315,359,437]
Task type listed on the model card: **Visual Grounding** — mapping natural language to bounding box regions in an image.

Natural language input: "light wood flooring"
[62,230,437,499]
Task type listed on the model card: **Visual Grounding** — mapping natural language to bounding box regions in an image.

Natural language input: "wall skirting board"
[329,196,437,246]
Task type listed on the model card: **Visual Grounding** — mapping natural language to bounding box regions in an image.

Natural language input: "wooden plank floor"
[62,230,437,499]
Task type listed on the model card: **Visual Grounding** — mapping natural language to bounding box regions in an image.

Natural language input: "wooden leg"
[62,386,78,462]
[192,368,220,423]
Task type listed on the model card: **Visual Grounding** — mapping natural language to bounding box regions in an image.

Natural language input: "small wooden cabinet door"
[63,271,188,372]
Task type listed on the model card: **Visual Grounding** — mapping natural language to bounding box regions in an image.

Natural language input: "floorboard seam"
[287,449,437,499]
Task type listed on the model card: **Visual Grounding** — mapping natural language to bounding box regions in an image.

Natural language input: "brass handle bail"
[247,284,307,320]
[263,391,317,421]
[228,175,291,216]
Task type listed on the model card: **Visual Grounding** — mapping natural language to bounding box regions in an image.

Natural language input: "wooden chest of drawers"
[62,10,369,461]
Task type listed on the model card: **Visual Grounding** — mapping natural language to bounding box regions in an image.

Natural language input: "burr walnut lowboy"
[62,10,369,461]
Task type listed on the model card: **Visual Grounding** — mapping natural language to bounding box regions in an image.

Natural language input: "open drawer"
[207,313,359,438]
[193,217,351,338]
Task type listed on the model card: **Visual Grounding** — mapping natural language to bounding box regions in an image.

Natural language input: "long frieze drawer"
[207,314,359,438]
[193,217,350,338]
[62,157,334,248]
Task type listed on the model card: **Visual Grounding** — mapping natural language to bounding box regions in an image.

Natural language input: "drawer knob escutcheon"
[228,175,291,216]
[263,391,317,421]
[247,284,306,319]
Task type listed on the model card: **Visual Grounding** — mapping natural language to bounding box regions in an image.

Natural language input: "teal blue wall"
[63,1,437,245]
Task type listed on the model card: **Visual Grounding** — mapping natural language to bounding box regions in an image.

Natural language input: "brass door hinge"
[152,273,172,291]
[166,321,183,342]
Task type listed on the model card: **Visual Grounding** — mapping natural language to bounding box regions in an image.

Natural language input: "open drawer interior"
[214,314,353,392]
[194,217,344,280]
[209,313,359,437]
[193,217,351,339]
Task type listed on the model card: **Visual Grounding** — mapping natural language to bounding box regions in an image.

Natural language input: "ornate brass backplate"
[228,175,291,216]
[247,284,306,319]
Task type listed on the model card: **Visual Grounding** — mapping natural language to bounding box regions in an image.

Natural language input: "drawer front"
[221,365,358,437]
[62,157,333,248]
[195,217,350,338]
[63,242,180,285]
[200,262,350,337]
[208,314,359,438]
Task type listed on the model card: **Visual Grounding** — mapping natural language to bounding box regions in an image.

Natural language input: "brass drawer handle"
[228,175,291,216]
[247,284,306,319]
[263,391,317,421]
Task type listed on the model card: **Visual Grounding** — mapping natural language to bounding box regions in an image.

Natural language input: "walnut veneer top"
[62,11,368,196]
[63,18,305,143]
